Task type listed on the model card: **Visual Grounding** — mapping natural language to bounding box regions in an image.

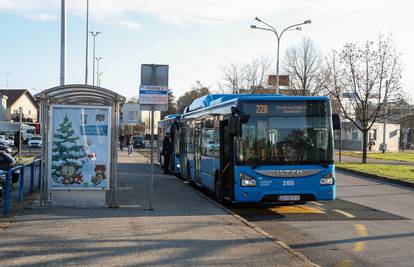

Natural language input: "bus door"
[220,119,234,201]
[194,122,202,184]
[170,127,176,171]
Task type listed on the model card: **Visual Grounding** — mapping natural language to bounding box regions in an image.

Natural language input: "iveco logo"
[274,170,303,177]
[256,169,321,178]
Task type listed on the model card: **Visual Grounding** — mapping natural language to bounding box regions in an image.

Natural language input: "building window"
[351,130,359,140]
[128,111,136,121]
[369,129,377,140]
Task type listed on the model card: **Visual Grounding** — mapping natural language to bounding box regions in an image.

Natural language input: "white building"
[0,89,38,122]
[338,121,400,152]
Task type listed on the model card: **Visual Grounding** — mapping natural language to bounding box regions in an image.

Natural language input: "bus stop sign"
[140,64,168,111]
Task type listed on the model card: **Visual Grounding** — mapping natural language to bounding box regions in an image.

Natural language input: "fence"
[0,158,41,216]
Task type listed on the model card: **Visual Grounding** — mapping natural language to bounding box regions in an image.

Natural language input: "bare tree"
[220,56,272,93]
[127,97,138,103]
[284,37,327,96]
[326,35,403,163]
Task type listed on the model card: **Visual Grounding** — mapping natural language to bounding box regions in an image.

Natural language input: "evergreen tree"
[161,89,177,117]
[52,115,86,184]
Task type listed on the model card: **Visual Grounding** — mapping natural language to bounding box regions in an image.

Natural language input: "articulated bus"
[179,94,337,204]
[157,114,181,175]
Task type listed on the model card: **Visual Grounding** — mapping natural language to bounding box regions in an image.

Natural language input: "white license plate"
[278,195,300,201]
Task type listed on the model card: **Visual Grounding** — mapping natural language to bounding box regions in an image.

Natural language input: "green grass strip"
[336,163,414,183]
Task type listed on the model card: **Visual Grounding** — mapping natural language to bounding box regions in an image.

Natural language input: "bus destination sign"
[241,101,328,117]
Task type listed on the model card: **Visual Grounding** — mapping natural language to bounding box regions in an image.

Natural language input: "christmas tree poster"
[50,105,111,190]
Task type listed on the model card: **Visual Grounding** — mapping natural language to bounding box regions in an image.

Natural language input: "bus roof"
[185,94,330,114]
[161,114,181,121]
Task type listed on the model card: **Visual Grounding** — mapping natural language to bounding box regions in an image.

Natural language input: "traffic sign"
[139,85,168,111]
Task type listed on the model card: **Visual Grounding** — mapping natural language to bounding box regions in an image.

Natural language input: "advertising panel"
[49,105,111,190]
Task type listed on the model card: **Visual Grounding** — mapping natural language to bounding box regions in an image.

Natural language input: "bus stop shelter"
[36,84,125,207]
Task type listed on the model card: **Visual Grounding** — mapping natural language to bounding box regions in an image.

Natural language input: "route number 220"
[256,104,268,114]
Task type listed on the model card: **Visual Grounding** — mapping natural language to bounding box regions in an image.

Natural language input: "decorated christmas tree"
[52,115,86,185]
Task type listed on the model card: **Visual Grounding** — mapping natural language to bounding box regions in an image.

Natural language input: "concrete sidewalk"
[0,150,312,266]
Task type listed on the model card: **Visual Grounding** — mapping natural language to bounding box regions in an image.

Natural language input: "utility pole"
[60,0,66,86]
[19,107,22,163]
[95,56,103,86]
[3,72,10,88]
[89,31,101,86]
[84,0,89,84]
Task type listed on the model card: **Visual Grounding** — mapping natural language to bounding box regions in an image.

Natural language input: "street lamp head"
[255,16,262,22]
[304,19,312,24]
[250,25,257,29]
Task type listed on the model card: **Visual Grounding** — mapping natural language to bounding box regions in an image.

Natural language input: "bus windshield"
[237,116,333,165]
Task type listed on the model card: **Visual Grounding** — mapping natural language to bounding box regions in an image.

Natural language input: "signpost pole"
[149,106,154,210]
[139,63,169,211]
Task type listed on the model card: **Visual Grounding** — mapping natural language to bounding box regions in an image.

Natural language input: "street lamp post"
[60,0,66,86]
[84,0,89,84]
[95,56,103,86]
[250,18,312,94]
[89,31,101,86]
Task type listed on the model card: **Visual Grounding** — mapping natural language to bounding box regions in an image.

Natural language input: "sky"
[0,0,413,100]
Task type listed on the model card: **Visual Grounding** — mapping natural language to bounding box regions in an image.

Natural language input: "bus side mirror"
[332,114,341,130]
[230,107,241,136]
[229,116,241,136]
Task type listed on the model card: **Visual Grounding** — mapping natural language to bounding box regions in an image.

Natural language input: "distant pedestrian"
[127,135,133,156]
[162,133,172,174]
[14,131,20,150]
[119,134,125,151]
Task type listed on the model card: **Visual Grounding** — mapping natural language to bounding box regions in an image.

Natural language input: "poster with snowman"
[49,105,111,190]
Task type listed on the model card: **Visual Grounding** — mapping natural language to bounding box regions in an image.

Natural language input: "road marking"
[355,224,368,236]
[269,205,325,214]
[353,224,368,252]
[333,209,356,218]
[311,201,324,206]
[336,259,353,267]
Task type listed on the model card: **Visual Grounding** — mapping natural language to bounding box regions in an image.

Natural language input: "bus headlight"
[240,173,256,187]
[320,173,334,185]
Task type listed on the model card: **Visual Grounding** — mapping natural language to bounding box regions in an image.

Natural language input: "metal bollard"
[18,166,25,202]
[30,163,35,194]
[3,168,13,215]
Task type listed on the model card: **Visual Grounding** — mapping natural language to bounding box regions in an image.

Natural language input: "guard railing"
[0,158,41,216]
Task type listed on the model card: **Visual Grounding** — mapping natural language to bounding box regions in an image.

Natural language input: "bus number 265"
[256,104,268,114]
[282,180,295,186]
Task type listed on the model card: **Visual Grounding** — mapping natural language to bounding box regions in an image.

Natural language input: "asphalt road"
[231,171,414,267]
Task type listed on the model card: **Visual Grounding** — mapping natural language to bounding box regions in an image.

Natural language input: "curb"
[138,151,320,266]
[336,167,414,189]
[182,180,320,267]
[167,174,319,267]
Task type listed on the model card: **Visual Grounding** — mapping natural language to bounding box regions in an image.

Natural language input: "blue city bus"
[180,94,337,204]
[157,114,181,175]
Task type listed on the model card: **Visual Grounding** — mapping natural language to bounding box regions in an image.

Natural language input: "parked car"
[0,135,14,147]
[28,136,42,148]
[0,144,12,154]
[0,151,20,190]
[132,135,145,148]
